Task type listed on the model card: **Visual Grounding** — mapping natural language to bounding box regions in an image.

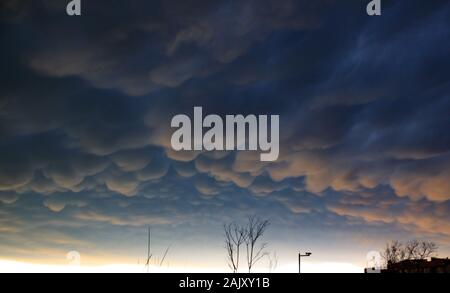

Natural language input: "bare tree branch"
[244,216,270,273]
[418,241,438,259]
[224,223,246,273]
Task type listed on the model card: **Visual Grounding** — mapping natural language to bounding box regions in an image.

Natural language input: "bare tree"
[225,236,236,272]
[381,239,438,267]
[382,240,406,265]
[245,216,270,273]
[224,223,247,273]
[416,241,438,259]
[223,216,271,273]
[405,239,420,260]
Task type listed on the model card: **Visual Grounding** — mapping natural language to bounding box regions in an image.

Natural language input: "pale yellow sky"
[0,259,363,273]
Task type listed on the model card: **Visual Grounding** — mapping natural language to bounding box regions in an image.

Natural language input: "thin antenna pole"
[159,245,171,267]
[145,226,151,272]
[148,226,151,260]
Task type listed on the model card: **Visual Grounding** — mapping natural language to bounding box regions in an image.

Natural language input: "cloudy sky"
[0,0,449,272]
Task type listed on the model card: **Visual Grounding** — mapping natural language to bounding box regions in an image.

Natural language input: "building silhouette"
[365,257,450,273]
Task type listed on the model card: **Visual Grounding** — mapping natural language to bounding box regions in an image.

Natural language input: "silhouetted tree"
[245,216,270,273]
[405,239,420,260]
[382,239,438,267]
[411,240,438,259]
[223,216,271,273]
[224,223,247,273]
[382,240,404,265]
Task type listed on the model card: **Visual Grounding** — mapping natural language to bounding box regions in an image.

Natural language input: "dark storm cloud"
[0,0,450,259]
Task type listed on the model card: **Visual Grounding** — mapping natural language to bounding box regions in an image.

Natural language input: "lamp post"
[298,252,311,274]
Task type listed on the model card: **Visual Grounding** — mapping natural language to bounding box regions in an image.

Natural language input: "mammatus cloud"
[0,0,449,265]
[327,194,450,239]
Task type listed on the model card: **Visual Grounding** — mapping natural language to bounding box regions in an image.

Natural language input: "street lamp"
[298,252,311,274]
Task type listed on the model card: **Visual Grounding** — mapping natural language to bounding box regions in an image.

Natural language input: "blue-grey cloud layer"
[0,0,449,264]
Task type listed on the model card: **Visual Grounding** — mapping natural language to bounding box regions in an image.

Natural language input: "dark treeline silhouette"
[382,239,438,267]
